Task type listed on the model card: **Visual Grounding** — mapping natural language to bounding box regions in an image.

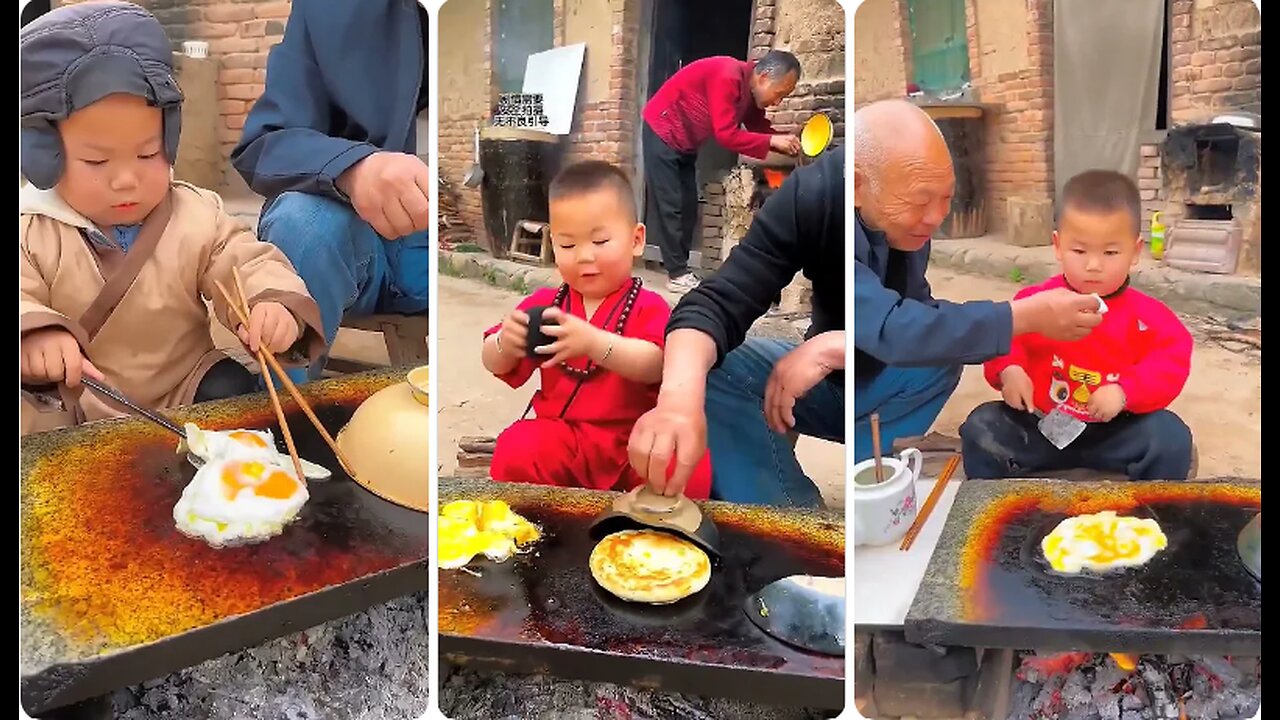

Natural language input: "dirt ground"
[433,267,1261,508]
[926,268,1262,480]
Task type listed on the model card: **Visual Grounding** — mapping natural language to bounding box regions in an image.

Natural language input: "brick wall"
[697,183,728,269]
[1138,142,1165,237]
[50,0,287,191]
[199,2,289,188]
[560,0,642,176]
[438,0,492,244]
[966,0,1054,233]
[1138,0,1260,245]
[439,0,640,248]
[1169,0,1260,124]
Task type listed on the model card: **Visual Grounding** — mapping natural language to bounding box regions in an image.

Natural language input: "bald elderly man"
[853,100,1105,461]
[625,100,1105,509]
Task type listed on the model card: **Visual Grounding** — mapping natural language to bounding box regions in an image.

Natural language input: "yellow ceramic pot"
[336,366,430,512]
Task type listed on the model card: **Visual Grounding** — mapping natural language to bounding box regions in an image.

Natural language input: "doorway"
[1053,0,1165,202]
[636,0,755,267]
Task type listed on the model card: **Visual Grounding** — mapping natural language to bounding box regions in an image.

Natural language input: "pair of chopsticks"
[868,413,960,551]
[214,268,356,481]
[899,454,960,551]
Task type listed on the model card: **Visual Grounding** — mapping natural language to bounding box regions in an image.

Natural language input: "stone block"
[1006,196,1054,247]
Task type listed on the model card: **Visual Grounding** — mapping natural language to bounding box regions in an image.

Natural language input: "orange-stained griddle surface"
[905,479,1261,655]
[438,478,845,682]
[19,369,426,675]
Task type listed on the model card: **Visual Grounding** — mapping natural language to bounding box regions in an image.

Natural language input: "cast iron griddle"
[437,478,846,709]
[904,479,1260,655]
[19,368,429,715]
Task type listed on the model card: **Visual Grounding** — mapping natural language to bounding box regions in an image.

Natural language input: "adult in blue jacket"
[852,100,1105,461]
[232,0,430,380]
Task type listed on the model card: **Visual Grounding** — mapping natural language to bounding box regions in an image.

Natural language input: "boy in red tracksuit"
[481,161,713,498]
[960,170,1194,480]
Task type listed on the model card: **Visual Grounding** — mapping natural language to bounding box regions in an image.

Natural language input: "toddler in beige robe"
[20,3,325,434]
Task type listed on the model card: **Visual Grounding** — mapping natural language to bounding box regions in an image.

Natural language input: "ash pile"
[110,592,429,720]
[1008,651,1260,720]
[439,667,835,720]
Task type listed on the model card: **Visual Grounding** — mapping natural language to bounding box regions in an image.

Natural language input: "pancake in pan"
[589,529,712,604]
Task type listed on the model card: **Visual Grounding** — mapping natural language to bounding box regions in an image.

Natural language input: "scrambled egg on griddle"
[437,500,541,569]
[1041,510,1167,573]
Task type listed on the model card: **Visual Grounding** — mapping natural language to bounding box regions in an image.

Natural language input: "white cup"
[852,448,924,547]
[182,41,209,59]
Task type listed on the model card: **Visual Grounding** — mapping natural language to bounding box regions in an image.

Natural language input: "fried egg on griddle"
[181,423,331,480]
[173,457,309,547]
[437,500,541,569]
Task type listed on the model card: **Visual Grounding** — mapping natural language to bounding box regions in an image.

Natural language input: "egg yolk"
[1042,513,1166,572]
[437,500,541,569]
[220,460,300,500]
[441,500,481,525]
[480,500,514,527]
[228,431,271,449]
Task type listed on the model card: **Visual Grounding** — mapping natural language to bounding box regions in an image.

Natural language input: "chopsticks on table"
[899,453,960,551]
[214,268,356,480]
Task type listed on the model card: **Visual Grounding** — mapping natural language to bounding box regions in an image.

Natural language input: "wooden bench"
[326,313,429,374]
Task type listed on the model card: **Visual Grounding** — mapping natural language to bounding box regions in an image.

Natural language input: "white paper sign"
[521,43,586,136]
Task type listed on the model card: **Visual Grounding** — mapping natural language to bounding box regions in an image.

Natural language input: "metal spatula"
[1038,404,1088,450]
[82,376,328,478]
[83,376,186,438]
[743,575,845,656]
[82,376,208,469]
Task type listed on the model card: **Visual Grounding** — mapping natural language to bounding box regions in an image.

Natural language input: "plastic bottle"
[1149,211,1166,260]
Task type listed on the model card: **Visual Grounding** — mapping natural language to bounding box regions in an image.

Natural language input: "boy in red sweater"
[960,170,1194,480]
[482,162,713,498]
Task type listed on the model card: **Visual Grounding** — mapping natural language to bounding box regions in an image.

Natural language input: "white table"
[853,478,963,628]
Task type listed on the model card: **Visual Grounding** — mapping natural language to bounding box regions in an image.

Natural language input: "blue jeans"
[853,364,962,463]
[705,338,845,508]
[257,192,430,382]
[959,401,1193,480]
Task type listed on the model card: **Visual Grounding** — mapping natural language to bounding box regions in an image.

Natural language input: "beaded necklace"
[549,276,643,380]
[517,276,644,420]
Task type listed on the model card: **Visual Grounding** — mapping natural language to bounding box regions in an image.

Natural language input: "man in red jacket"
[642,50,804,293]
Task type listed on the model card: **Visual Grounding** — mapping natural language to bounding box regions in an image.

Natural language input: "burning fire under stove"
[749,162,795,210]
[1009,651,1261,720]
